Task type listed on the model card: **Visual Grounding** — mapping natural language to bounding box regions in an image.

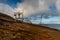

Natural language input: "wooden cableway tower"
[14,11,23,22]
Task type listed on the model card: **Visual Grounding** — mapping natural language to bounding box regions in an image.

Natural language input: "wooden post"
[18,12,21,19]
[21,12,23,22]
[17,12,23,22]
[14,13,17,20]
[40,14,43,24]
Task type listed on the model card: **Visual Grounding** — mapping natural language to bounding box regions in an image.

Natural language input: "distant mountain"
[42,24,60,30]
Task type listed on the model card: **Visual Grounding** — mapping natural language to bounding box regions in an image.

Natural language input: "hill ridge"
[0,13,60,40]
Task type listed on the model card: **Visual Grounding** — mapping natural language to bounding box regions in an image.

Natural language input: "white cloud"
[15,0,48,17]
[0,0,59,18]
[15,0,57,18]
[56,0,60,12]
[0,3,14,18]
[0,0,60,24]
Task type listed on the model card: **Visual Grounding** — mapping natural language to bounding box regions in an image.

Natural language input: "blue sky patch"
[0,0,24,8]
[49,5,57,13]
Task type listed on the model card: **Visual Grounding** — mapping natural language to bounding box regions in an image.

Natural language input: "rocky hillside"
[0,13,14,22]
[0,13,60,40]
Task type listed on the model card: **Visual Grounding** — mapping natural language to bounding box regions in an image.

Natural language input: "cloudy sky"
[0,0,60,24]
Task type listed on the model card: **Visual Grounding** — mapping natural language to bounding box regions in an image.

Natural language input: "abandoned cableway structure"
[0,12,60,40]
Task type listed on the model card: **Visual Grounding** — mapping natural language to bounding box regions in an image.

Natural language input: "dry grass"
[0,13,60,40]
[0,21,60,40]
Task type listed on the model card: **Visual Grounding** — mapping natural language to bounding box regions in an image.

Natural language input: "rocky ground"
[0,20,60,40]
[0,13,60,40]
